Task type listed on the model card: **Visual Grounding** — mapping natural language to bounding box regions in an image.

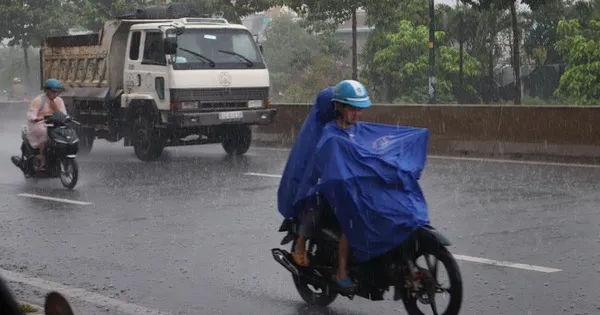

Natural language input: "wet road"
[0,104,599,315]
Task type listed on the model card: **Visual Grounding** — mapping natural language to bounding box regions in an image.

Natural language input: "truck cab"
[40,17,276,161]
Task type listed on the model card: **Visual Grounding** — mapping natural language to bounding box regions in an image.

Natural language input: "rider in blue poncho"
[278,79,373,291]
[278,79,431,293]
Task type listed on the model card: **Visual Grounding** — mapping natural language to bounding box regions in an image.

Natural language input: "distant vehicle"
[40,11,276,161]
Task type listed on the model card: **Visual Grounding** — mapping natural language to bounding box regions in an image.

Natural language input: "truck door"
[123,30,170,113]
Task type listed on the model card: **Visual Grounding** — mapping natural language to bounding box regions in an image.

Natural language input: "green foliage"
[435,4,481,49]
[18,302,37,313]
[521,96,569,105]
[554,18,600,105]
[461,0,547,12]
[364,0,428,29]
[360,0,429,102]
[0,0,75,47]
[283,56,348,103]
[278,0,363,33]
[0,0,598,105]
[72,0,275,31]
[71,0,158,31]
[261,14,349,102]
[0,47,40,90]
[520,0,592,66]
[363,20,482,104]
[178,0,276,24]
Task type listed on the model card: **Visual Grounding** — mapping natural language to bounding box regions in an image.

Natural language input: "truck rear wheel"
[221,125,252,156]
[132,115,164,162]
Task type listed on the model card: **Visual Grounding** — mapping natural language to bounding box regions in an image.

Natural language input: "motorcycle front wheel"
[60,159,78,189]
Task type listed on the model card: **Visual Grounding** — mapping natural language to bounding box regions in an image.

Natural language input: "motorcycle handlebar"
[40,114,79,125]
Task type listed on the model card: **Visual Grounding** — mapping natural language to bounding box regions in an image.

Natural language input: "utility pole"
[428,0,436,104]
[457,0,464,103]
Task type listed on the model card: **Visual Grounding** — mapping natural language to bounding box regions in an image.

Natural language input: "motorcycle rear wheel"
[291,240,338,307]
[401,247,463,315]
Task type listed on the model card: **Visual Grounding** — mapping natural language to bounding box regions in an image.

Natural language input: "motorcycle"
[271,208,463,315]
[11,111,80,189]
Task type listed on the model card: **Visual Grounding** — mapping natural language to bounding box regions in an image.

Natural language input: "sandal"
[334,276,356,291]
[291,251,309,267]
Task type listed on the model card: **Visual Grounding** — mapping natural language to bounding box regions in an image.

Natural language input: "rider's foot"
[292,251,309,267]
[333,275,356,291]
[38,164,46,171]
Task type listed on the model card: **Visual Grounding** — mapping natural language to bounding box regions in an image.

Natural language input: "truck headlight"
[248,100,263,108]
[181,101,199,110]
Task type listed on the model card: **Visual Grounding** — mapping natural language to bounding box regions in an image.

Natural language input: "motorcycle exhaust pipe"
[271,248,300,276]
[270,248,334,290]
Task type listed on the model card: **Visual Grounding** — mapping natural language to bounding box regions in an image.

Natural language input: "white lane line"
[428,155,600,169]
[17,193,93,206]
[252,147,291,152]
[244,171,563,273]
[0,268,170,315]
[251,146,600,169]
[244,172,283,178]
[453,254,562,273]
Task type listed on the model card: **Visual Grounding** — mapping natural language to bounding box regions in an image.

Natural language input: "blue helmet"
[43,78,62,91]
[331,79,371,108]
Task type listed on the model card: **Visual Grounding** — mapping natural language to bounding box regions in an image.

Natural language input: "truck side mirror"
[164,37,178,55]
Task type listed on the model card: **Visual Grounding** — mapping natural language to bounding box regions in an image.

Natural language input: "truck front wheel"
[77,128,94,155]
[221,125,252,156]
[132,115,164,162]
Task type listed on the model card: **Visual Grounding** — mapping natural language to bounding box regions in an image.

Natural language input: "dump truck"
[40,16,276,161]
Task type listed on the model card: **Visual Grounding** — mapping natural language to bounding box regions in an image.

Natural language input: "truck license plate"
[218,111,243,120]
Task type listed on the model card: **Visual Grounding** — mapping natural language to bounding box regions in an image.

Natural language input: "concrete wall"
[256,104,600,163]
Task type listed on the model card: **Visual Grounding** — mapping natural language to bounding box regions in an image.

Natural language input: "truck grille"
[170,87,269,102]
[198,102,247,110]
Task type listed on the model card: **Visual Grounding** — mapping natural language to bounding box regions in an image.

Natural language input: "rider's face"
[45,90,60,100]
[341,104,362,125]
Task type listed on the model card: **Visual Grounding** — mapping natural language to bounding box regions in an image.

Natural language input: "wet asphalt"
[0,103,599,315]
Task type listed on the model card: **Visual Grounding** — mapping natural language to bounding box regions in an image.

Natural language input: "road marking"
[427,155,600,169]
[17,193,93,206]
[0,268,170,315]
[251,146,600,169]
[252,147,291,152]
[245,172,563,273]
[453,254,562,273]
[244,172,282,178]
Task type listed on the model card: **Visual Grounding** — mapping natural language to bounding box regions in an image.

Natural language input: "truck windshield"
[172,28,265,70]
